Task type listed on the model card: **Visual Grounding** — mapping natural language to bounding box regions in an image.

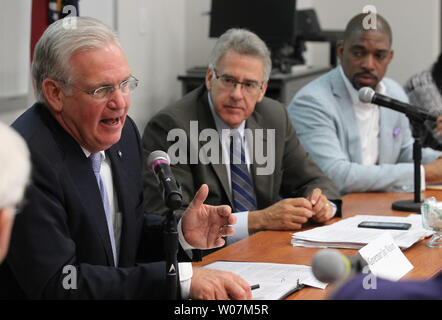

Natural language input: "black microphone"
[358,87,437,122]
[311,249,368,283]
[147,150,182,210]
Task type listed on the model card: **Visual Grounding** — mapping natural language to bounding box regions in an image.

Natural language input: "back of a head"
[432,53,442,94]
[0,123,31,210]
[32,16,119,104]
[343,12,393,47]
[208,28,272,81]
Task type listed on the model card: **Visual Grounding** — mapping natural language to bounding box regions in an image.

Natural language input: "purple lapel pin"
[393,127,402,138]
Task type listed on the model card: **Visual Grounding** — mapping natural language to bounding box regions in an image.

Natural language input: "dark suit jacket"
[142,86,341,220]
[0,103,190,299]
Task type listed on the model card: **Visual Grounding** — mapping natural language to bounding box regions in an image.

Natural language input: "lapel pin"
[393,127,402,138]
[117,150,122,158]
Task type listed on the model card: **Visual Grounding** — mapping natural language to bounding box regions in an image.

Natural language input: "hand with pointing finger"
[181,184,236,249]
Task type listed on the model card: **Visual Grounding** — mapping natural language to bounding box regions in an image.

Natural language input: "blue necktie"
[230,133,257,212]
[90,153,117,266]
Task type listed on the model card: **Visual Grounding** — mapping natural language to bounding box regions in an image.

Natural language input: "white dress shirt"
[340,66,383,165]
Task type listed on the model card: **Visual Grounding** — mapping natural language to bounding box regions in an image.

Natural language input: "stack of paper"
[291,214,433,250]
[204,261,327,300]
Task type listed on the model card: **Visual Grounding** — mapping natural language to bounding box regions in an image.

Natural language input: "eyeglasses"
[60,75,139,100]
[213,68,264,95]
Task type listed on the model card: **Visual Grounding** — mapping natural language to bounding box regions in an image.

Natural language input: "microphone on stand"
[358,87,437,122]
[147,150,182,300]
[358,87,432,213]
[147,150,182,210]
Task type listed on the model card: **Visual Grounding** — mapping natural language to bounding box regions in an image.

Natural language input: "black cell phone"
[357,221,412,230]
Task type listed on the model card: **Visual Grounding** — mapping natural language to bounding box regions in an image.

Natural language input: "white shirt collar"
[80,147,106,160]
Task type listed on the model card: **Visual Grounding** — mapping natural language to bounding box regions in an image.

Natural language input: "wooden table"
[194,190,442,299]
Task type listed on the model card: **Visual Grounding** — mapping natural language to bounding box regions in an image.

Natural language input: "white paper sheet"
[204,261,327,300]
[291,214,433,249]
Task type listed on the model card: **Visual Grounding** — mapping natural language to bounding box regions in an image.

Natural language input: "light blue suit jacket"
[288,67,441,194]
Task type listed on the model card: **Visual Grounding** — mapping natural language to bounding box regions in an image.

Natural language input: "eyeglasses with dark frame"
[213,68,264,95]
[59,75,139,100]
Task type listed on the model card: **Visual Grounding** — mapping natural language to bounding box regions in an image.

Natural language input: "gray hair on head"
[208,28,272,81]
[32,16,120,104]
[0,122,31,211]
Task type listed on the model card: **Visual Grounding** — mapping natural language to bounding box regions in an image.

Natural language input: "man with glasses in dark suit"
[0,17,251,300]
[142,28,341,246]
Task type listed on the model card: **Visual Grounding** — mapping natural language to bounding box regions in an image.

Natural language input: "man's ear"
[336,40,344,62]
[205,68,213,91]
[256,80,268,103]
[42,78,65,112]
[387,49,394,64]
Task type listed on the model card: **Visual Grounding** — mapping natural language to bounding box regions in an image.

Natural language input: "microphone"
[147,150,183,210]
[311,249,368,283]
[358,87,437,122]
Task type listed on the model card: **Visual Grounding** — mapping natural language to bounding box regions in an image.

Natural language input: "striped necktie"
[90,152,117,266]
[230,132,257,212]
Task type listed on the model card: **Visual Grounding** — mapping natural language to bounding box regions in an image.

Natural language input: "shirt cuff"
[330,201,338,217]
[225,211,249,245]
[178,262,193,299]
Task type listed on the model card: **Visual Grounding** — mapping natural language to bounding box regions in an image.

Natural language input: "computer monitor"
[209,0,297,50]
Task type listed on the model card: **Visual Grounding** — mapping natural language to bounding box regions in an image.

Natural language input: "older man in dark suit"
[142,28,341,246]
[0,17,251,300]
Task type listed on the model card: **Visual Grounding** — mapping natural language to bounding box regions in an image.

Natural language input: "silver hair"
[0,122,31,211]
[208,28,272,81]
[32,16,120,103]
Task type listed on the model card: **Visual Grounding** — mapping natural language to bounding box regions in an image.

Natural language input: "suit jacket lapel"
[196,93,233,205]
[106,143,137,267]
[48,117,116,267]
[245,110,272,209]
[330,68,363,163]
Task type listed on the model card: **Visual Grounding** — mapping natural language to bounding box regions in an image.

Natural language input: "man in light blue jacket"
[288,13,442,194]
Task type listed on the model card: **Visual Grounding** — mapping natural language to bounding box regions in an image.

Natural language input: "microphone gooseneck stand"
[163,188,183,300]
[391,117,425,212]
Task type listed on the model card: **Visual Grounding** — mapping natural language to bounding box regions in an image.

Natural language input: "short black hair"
[343,13,393,46]
[432,53,442,95]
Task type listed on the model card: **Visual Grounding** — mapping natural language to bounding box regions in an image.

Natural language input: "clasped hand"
[249,188,333,232]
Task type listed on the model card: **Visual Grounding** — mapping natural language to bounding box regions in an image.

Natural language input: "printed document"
[204,261,327,300]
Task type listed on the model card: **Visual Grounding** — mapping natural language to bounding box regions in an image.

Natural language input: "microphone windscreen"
[358,87,375,103]
[311,249,348,283]
[147,150,170,168]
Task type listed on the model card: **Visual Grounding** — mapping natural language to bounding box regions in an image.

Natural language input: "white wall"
[0,0,31,124]
[117,0,186,133]
[0,0,31,98]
